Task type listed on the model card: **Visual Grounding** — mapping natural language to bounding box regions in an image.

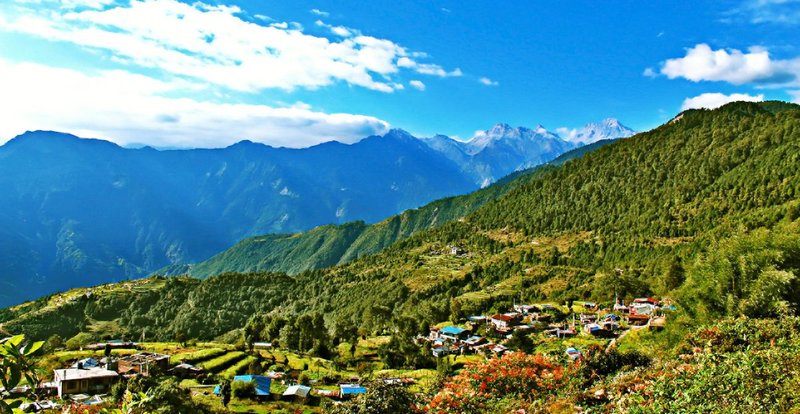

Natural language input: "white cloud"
[660,43,800,86]
[314,19,354,37]
[680,92,764,110]
[788,90,800,103]
[479,77,498,86]
[642,67,657,78]
[0,0,461,93]
[0,59,390,148]
[409,80,426,91]
[310,8,329,17]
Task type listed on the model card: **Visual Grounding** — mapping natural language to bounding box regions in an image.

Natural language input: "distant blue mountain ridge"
[0,119,634,306]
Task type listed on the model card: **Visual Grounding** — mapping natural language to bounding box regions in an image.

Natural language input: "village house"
[565,347,582,361]
[282,384,311,402]
[339,384,367,399]
[513,305,539,314]
[488,344,508,355]
[439,326,470,342]
[118,352,170,376]
[53,367,119,398]
[464,335,486,348]
[627,313,650,326]
[168,363,204,378]
[70,358,100,369]
[634,297,660,306]
[630,302,657,316]
[490,313,520,330]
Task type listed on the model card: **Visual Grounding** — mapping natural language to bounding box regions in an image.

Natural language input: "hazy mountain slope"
[0,129,476,306]
[180,169,522,278]
[169,139,615,278]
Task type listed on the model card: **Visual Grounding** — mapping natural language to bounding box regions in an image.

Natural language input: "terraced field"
[197,351,247,373]
[169,348,227,365]
[222,355,258,378]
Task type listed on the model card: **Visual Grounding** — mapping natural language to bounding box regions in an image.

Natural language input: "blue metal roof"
[440,326,466,335]
[233,375,272,396]
[340,384,367,395]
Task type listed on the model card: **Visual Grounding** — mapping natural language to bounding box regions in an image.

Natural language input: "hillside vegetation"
[4,101,799,343]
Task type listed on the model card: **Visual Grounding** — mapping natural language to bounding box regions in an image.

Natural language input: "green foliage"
[65,332,94,350]
[379,316,435,369]
[0,335,43,414]
[623,317,800,414]
[218,379,231,407]
[231,379,256,399]
[325,381,423,414]
[678,225,800,320]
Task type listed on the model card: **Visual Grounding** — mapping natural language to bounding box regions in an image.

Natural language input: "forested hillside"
[5,101,799,347]
[167,140,620,278]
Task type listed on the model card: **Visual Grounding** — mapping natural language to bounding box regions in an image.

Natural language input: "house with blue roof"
[439,325,469,341]
[339,384,366,399]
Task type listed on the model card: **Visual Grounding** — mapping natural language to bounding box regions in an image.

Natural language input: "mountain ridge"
[0,119,633,307]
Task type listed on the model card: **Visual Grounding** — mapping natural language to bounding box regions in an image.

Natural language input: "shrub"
[231,379,256,399]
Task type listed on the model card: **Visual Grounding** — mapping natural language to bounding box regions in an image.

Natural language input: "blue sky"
[0,0,799,148]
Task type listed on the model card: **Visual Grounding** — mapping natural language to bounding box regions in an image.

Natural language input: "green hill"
[4,101,800,347]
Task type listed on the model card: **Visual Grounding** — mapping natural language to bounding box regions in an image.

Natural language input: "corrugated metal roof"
[232,375,272,396]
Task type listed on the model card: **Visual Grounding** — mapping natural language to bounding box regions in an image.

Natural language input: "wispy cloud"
[659,43,800,86]
[0,0,462,94]
[725,0,800,25]
[680,92,764,110]
[409,80,426,91]
[397,57,463,78]
[479,77,499,86]
[0,59,390,148]
[310,8,329,17]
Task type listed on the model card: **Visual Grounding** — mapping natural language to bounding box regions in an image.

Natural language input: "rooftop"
[120,352,170,364]
[283,384,311,397]
[233,375,271,396]
[54,368,119,381]
[491,314,515,322]
[340,384,367,395]
[440,326,466,335]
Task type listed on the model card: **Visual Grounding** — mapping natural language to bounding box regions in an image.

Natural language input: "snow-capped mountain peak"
[559,118,635,145]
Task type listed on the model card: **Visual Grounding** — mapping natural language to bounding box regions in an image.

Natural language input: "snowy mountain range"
[423,118,635,186]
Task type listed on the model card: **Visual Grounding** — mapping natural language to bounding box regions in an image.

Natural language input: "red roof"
[491,314,514,322]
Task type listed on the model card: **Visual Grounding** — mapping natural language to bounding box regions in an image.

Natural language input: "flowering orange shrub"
[427,353,569,413]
